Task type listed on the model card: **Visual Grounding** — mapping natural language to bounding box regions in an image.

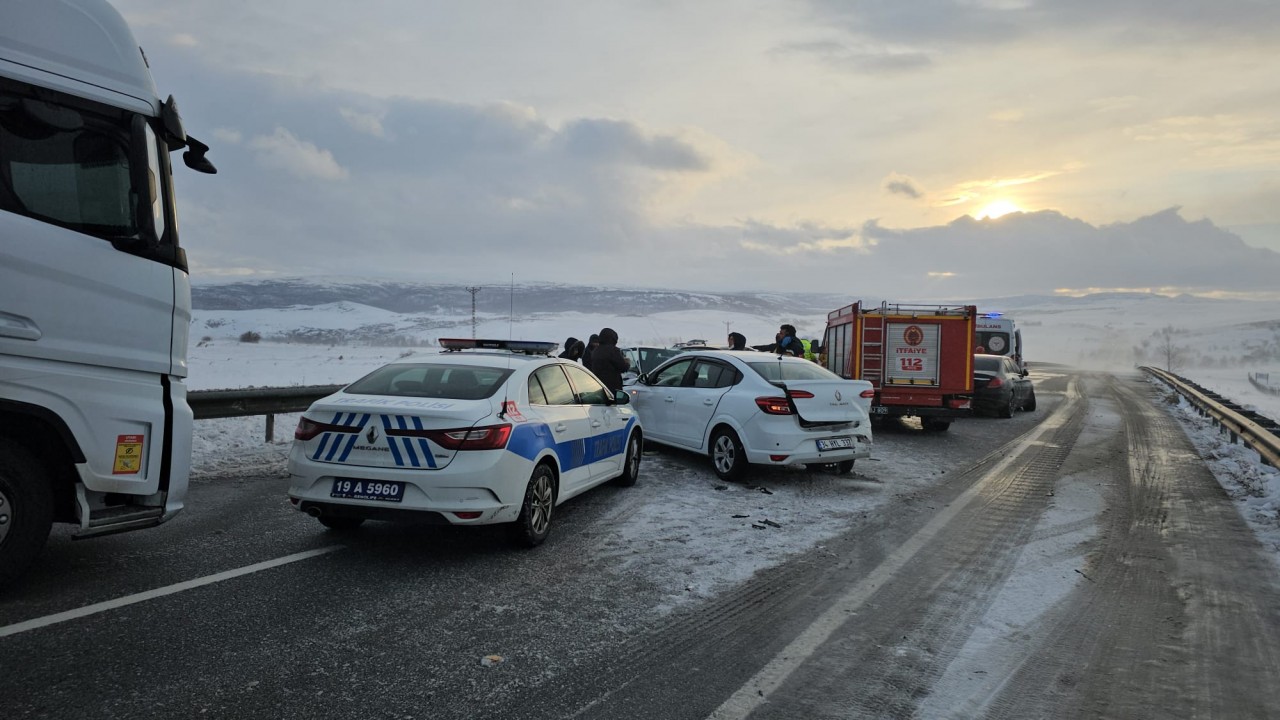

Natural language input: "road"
[3,368,1279,719]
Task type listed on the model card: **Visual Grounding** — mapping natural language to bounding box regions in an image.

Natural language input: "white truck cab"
[0,0,215,585]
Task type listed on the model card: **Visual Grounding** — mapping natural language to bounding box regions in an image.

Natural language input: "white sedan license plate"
[816,436,854,451]
[331,478,405,503]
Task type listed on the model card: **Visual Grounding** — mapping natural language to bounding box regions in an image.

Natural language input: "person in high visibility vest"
[801,338,815,361]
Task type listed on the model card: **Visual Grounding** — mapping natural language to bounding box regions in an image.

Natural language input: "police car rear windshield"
[747,360,841,382]
[346,364,514,401]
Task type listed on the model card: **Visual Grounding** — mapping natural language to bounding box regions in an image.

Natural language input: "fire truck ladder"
[860,310,885,386]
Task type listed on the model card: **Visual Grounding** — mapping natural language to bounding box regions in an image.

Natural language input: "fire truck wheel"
[0,439,54,587]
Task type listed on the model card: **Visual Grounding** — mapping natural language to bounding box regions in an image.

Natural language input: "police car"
[286,339,643,546]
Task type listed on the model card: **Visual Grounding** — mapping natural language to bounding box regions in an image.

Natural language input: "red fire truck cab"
[823,301,977,431]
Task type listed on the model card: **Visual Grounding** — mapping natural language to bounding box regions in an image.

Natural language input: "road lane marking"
[708,380,1081,719]
[0,545,343,639]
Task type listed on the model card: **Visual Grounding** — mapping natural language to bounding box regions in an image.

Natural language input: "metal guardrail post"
[188,384,344,443]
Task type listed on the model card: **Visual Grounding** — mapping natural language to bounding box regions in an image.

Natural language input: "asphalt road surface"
[3,368,1278,719]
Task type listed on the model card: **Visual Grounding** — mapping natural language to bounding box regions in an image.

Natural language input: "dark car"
[621,346,682,378]
[972,354,1036,418]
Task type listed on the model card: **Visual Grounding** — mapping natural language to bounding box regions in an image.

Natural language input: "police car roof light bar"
[439,338,558,355]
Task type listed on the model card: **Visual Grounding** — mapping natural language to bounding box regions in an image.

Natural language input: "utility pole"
[724,320,732,338]
[465,286,482,338]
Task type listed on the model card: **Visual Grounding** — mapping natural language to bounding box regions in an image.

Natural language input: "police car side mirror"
[613,390,631,405]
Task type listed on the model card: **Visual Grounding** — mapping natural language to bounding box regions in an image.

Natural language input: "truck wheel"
[922,419,951,432]
[0,439,54,587]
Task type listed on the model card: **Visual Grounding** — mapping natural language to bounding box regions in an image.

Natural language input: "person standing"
[591,328,630,392]
[558,337,585,361]
[776,324,804,357]
[582,334,600,371]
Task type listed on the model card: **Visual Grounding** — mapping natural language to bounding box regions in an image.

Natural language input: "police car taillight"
[425,423,513,450]
[295,417,360,441]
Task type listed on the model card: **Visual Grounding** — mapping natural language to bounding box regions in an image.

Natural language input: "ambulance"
[976,312,1025,372]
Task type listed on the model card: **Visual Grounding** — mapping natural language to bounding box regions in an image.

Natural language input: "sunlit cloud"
[988,109,1024,122]
[249,127,348,181]
[883,173,923,199]
[927,271,956,278]
[776,40,932,73]
[212,127,242,144]
[339,108,386,138]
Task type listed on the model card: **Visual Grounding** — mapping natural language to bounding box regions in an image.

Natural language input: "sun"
[977,200,1022,219]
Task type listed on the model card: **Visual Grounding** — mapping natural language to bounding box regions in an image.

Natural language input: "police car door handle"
[664,396,675,403]
[703,398,714,406]
[554,423,568,433]
[590,420,602,428]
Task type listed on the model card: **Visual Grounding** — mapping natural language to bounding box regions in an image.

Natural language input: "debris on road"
[480,655,505,667]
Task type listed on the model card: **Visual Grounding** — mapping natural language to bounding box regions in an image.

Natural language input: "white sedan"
[627,350,874,480]
[286,339,643,546]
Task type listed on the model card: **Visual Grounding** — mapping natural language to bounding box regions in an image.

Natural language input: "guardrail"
[1143,367,1280,468]
[1249,372,1280,397]
[189,384,343,442]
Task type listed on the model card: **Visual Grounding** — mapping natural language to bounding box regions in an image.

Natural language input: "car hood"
[297,393,497,470]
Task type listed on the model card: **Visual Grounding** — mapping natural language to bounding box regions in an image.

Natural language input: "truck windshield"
[0,79,168,246]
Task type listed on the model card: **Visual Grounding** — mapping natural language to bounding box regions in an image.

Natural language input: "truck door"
[885,322,941,387]
[0,82,185,495]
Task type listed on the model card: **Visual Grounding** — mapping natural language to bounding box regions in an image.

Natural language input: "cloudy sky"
[114,0,1280,299]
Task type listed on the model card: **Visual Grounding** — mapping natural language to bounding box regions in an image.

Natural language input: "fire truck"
[822,302,977,431]
[975,312,1025,372]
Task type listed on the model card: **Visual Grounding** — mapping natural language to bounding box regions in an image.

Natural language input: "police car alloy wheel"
[511,463,556,547]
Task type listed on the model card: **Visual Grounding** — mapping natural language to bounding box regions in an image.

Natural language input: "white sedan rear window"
[747,360,841,382]
[345,363,513,400]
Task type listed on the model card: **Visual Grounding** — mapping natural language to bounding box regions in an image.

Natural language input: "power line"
[465,286,482,338]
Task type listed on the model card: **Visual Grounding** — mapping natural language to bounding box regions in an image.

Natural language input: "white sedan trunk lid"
[783,379,873,423]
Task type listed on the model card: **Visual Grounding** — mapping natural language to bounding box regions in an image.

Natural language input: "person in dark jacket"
[558,336,584,361]
[776,324,804,357]
[728,332,747,350]
[591,328,630,392]
[582,334,600,371]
